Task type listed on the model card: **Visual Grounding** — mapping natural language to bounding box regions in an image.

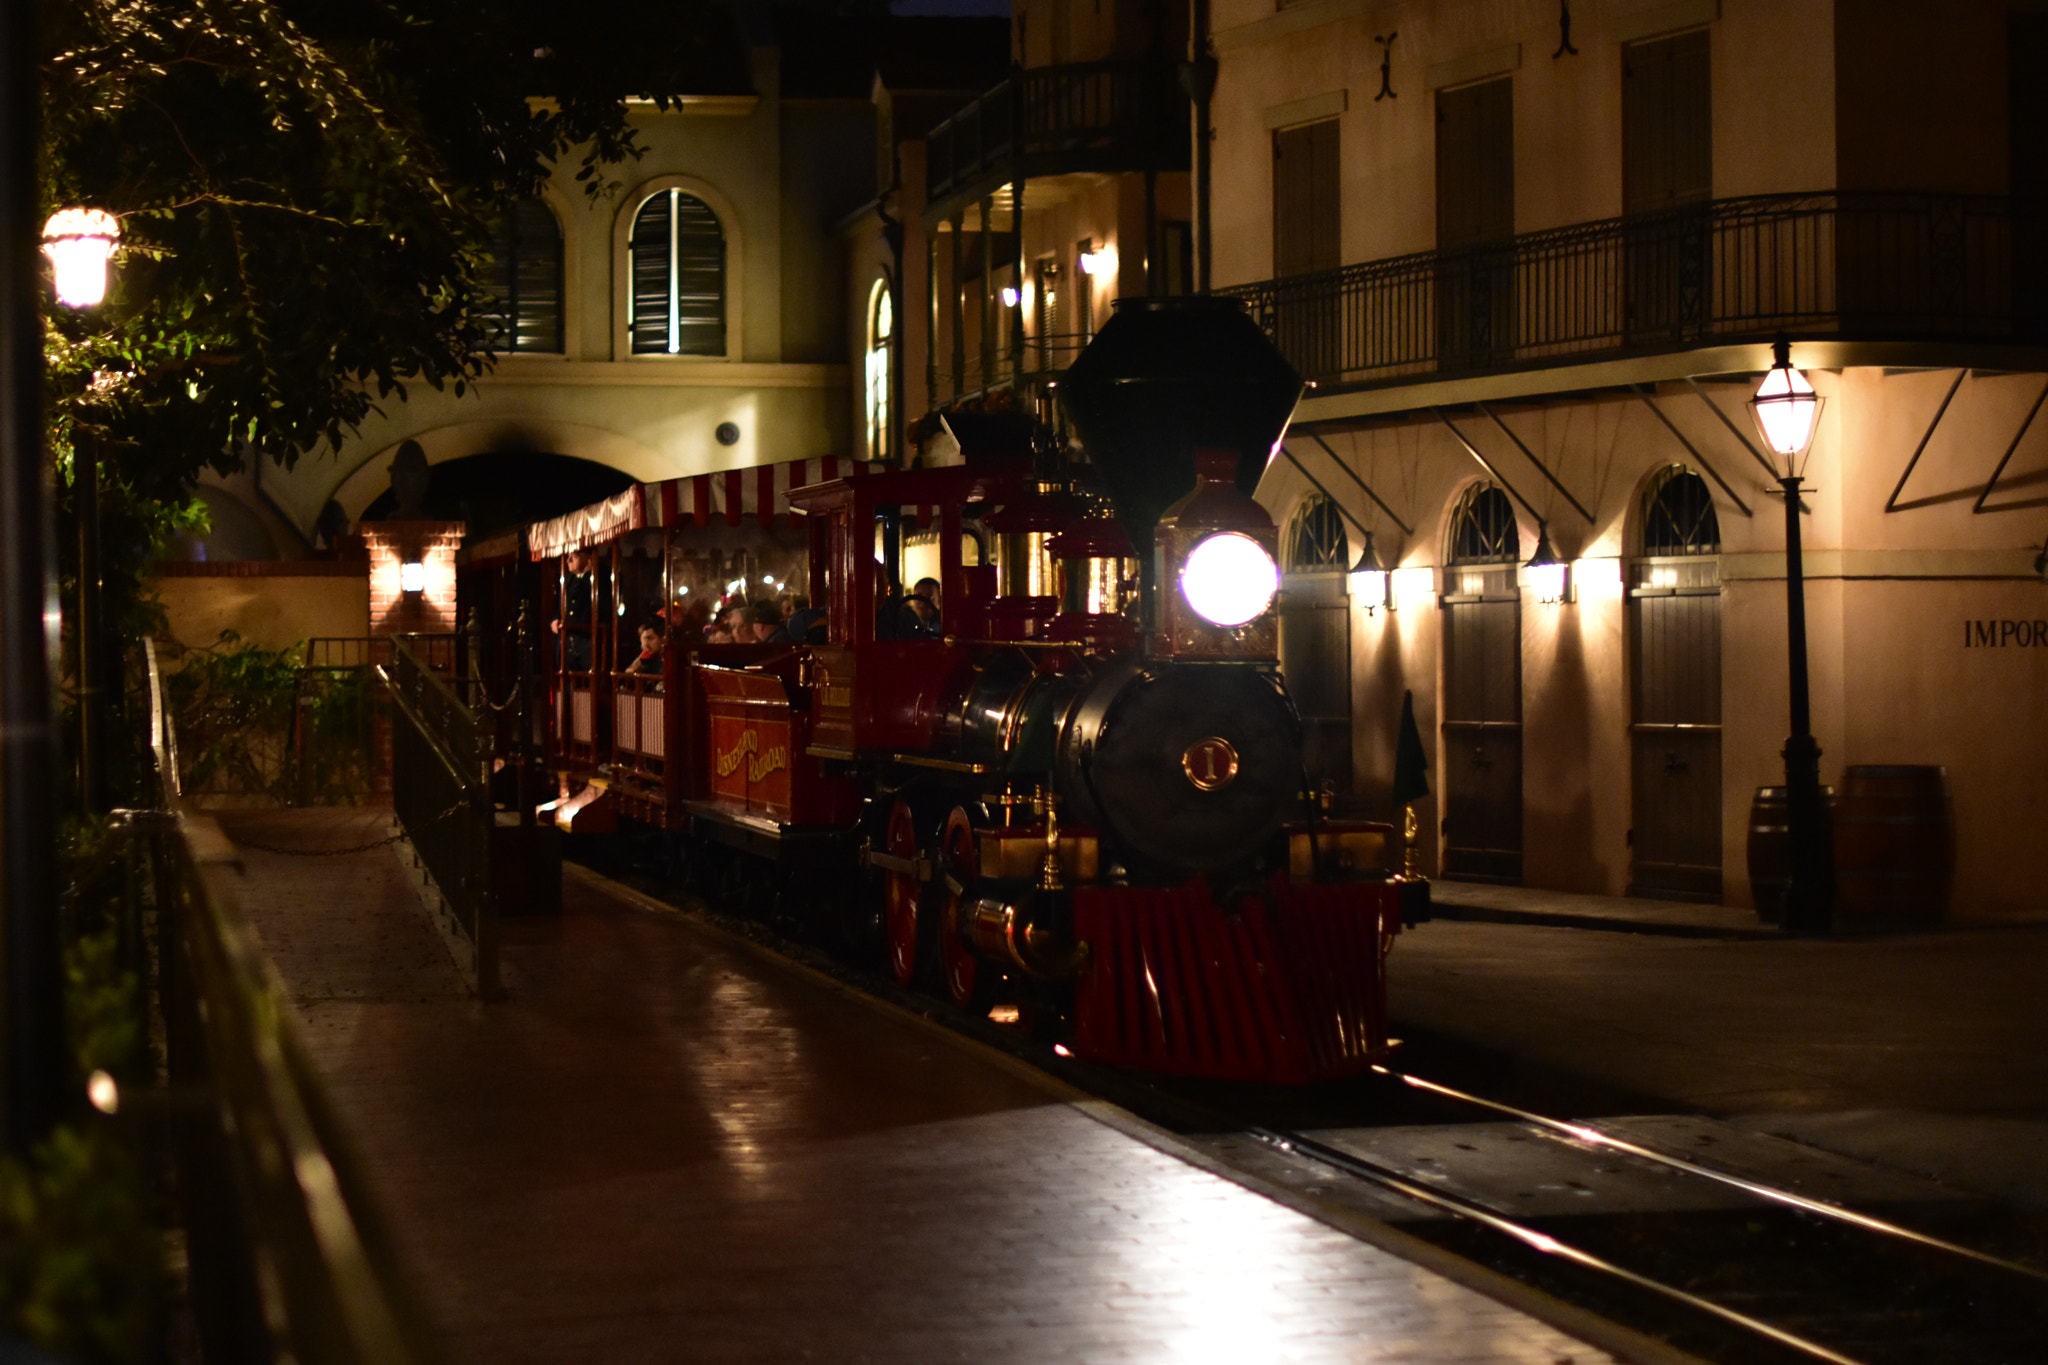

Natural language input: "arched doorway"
[1280,494,1352,802]
[1441,483,1522,883]
[1628,466,1723,900]
[358,451,634,542]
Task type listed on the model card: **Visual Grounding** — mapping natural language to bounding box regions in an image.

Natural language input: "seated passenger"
[625,622,664,675]
[785,603,827,644]
[746,599,791,644]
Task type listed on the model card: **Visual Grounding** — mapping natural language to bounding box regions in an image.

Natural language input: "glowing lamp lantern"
[1525,522,1569,605]
[1350,529,1390,615]
[41,209,121,308]
[1749,340,1822,472]
[400,559,426,595]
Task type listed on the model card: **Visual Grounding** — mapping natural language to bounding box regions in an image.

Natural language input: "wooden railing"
[1217,192,2041,388]
[141,640,442,1365]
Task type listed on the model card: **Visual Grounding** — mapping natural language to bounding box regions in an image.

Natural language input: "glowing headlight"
[1179,532,1278,627]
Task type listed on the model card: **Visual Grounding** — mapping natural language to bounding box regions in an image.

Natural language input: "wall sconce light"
[41,208,121,308]
[1525,522,1570,604]
[1079,244,1116,276]
[400,559,426,595]
[1349,529,1393,614]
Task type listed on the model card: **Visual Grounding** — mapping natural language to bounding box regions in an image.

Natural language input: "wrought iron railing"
[925,60,1187,209]
[1218,192,2037,388]
[381,635,500,995]
[141,639,442,1365]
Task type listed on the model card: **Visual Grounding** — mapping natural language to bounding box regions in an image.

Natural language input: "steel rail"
[1249,1123,1868,1365]
[1373,1064,2048,1287]
[1884,368,1965,513]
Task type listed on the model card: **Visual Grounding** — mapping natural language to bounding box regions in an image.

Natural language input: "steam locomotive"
[463,297,1425,1084]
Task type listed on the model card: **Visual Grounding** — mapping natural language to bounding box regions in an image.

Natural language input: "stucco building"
[1201,0,2047,918]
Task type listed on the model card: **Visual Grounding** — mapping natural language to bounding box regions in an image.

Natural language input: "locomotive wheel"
[882,798,929,987]
[936,808,996,1013]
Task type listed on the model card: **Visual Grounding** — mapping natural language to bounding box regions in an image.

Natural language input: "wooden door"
[1623,30,1711,341]
[1273,119,1342,377]
[1435,78,1515,368]
[1442,564,1522,882]
[1628,558,1722,899]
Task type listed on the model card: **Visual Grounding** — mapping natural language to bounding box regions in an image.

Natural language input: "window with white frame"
[865,279,893,461]
[629,189,726,356]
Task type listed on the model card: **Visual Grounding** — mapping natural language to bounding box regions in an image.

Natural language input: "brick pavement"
[217,809,1642,1365]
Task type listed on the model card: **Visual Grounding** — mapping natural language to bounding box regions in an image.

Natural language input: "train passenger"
[746,599,791,644]
[899,576,942,638]
[624,622,664,676]
[552,549,595,670]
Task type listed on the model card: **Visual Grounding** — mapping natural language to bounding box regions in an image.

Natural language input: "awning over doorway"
[527,456,888,560]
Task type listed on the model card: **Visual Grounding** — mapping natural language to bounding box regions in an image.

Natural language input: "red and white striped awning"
[528,456,885,560]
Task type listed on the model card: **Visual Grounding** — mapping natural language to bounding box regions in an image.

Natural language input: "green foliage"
[0,823,166,1364]
[164,630,382,802]
[162,631,301,798]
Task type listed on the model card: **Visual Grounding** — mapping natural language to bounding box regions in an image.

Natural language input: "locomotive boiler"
[479,295,1424,1085]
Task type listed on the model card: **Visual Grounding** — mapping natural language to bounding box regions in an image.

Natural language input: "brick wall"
[359,522,466,637]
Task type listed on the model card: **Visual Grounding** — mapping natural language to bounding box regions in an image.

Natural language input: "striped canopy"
[528,456,886,560]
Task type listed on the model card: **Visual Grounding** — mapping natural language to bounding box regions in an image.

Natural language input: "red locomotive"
[468,298,1425,1084]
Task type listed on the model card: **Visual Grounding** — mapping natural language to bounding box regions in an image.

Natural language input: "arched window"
[629,189,726,356]
[1448,484,1520,563]
[865,280,893,462]
[1640,466,1720,556]
[482,198,563,353]
[1284,494,1349,570]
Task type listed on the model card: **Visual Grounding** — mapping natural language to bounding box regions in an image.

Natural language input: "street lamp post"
[1750,338,1835,932]
[41,210,119,813]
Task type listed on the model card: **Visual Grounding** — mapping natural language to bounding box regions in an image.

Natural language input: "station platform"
[214,807,1658,1365]
[209,806,2048,1361]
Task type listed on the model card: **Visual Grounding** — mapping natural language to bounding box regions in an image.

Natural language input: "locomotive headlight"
[1179,532,1278,627]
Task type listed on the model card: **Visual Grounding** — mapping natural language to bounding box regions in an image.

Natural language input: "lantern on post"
[1749,337,1833,932]
[40,209,120,309]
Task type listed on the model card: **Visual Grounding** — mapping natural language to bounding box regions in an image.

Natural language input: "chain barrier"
[221,797,472,858]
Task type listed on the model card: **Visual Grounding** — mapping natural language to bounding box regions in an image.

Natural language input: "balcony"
[923,60,1188,226]
[1217,193,2047,393]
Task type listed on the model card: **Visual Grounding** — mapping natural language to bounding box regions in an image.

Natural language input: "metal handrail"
[140,639,443,1365]
[1218,190,2033,388]
[380,635,500,996]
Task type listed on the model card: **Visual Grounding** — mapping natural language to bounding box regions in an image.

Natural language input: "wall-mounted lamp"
[41,208,120,308]
[1078,244,1116,276]
[400,559,426,595]
[1525,522,1570,604]
[1000,285,1021,308]
[1349,529,1393,614]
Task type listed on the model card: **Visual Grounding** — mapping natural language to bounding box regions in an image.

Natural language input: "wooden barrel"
[1746,785,1832,924]
[1833,765,1954,923]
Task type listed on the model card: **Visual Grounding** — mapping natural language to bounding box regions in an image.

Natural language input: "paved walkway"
[215,808,1650,1365]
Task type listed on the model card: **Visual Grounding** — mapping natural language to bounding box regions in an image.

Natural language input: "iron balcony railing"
[925,60,1187,214]
[1218,192,2045,389]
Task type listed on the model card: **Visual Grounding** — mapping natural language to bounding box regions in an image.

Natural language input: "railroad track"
[1174,1067,2048,1365]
